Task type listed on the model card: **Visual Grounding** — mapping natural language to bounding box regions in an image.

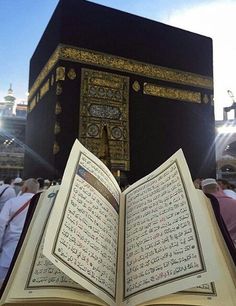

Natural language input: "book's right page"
[117,149,233,306]
[137,191,236,306]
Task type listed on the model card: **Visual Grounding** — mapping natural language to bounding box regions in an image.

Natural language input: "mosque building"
[215,100,236,184]
[0,85,27,179]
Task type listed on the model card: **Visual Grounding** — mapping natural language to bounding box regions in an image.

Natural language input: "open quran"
[1,140,236,306]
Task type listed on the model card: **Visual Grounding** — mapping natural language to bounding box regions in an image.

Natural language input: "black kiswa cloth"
[205,193,236,266]
[0,192,42,298]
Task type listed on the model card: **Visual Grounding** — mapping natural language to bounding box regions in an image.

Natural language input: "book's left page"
[1,185,106,306]
[43,140,121,306]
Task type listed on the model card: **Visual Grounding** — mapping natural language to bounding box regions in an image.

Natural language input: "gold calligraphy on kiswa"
[79,68,130,171]
[28,44,213,101]
[39,79,50,100]
[143,83,202,103]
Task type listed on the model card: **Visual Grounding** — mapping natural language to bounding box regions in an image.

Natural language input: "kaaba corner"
[24,0,215,183]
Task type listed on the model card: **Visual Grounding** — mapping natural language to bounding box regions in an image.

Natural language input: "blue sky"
[0,0,235,119]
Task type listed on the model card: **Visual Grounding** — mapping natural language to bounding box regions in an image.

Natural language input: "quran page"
[136,191,236,306]
[117,150,221,306]
[0,185,106,306]
[43,140,121,306]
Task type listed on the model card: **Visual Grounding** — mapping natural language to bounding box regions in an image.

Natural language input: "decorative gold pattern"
[28,44,213,101]
[53,142,60,155]
[56,66,65,81]
[87,124,99,137]
[55,102,62,115]
[61,46,213,88]
[56,83,63,95]
[203,94,209,104]
[29,96,36,112]
[39,79,50,99]
[79,68,130,171]
[132,81,141,92]
[67,68,77,80]
[29,48,59,101]
[51,74,55,86]
[54,122,61,135]
[90,77,121,89]
[143,83,201,103]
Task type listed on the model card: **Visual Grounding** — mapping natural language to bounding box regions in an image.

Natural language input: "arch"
[220,164,236,172]
[223,141,236,157]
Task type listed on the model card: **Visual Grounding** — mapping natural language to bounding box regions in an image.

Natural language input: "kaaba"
[24,0,215,184]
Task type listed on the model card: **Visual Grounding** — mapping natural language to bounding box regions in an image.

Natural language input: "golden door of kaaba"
[79,68,130,172]
[24,0,215,183]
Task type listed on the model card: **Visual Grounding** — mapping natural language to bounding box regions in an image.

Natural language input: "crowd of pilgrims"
[0,176,61,287]
[194,178,236,249]
[0,175,235,287]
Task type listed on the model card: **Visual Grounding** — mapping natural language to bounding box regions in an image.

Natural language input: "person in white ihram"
[0,177,16,212]
[12,177,23,196]
[0,178,39,286]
